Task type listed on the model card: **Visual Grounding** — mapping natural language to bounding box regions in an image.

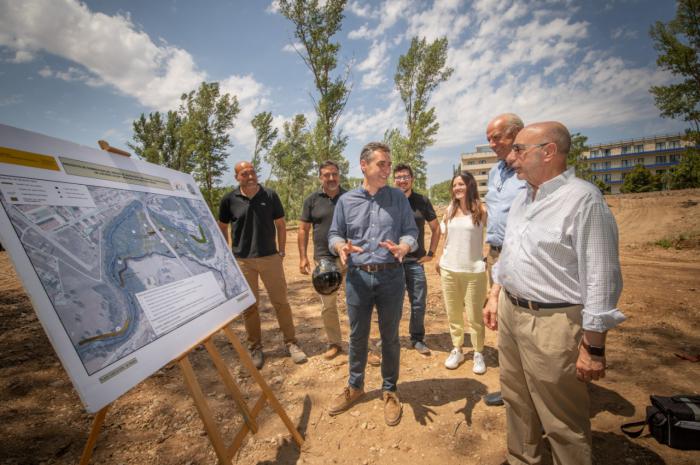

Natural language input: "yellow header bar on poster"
[0,146,60,171]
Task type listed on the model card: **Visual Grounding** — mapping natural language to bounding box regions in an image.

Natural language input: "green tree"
[129,111,189,172]
[669,150,700,188]
[393,36,454,190]
[568,133,593,180]
[180,82,240,211]
[266,114,315,219]
[251,111,279,174]
[429,178,452,205]
[649,0,700,144]
[279,0,350,174]
[620,164,663,193]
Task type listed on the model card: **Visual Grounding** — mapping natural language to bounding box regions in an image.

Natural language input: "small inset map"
[0,179,246,375]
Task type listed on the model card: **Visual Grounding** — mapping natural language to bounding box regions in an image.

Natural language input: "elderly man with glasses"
[483,122,625,465]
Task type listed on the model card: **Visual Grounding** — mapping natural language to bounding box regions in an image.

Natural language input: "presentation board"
[0,124,255,412]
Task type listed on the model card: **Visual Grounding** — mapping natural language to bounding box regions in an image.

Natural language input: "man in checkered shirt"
[483,121,625,465]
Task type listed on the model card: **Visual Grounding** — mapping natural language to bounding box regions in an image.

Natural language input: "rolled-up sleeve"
[576,199,626,332]
[328,197,346,256]
[397,192,418,252]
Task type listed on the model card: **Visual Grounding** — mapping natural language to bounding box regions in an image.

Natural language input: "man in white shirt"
[483,121,625,465]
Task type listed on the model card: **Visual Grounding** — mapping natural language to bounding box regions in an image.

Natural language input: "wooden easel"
[79,323,304,464]
[78,141,303,464]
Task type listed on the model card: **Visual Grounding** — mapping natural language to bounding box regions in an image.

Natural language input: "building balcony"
[585,146,693,162]
[590,161,680,173]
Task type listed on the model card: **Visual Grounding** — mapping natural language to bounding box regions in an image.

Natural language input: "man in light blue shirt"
[327,142,418,426]
[482,113,526,408]
[484,113,527,281]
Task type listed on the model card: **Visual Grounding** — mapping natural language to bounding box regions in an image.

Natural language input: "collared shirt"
[299,188,346,260]
[328,185,418,266]
[485,160,526,247]
[406,191,437,260]
[218,185,284,259]
[494,168,625,332]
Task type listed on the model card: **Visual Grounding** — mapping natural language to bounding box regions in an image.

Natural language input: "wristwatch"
[581,339,605,357]
[427,250,434,257]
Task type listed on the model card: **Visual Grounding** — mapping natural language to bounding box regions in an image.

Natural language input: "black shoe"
[484,391,504,406]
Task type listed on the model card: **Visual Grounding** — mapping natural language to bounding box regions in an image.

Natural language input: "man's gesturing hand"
[379,240,410,262]
[336,240,363,266]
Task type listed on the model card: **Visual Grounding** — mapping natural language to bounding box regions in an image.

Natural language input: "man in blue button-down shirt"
[326,142,418,426]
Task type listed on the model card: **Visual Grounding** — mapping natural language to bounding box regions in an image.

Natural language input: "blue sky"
[0,0,686,187]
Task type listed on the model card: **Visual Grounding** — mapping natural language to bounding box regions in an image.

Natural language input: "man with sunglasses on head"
[483,122,624,465]
[298,160,347,360]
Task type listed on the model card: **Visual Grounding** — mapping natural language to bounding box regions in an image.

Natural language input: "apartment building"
[585,133,691,194]
[460,144,497,198]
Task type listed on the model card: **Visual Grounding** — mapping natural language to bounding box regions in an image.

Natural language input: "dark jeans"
[403,260,427,345]
[346,266,405,392]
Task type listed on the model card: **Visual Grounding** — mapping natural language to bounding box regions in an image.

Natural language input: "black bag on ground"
[622,395,700,450]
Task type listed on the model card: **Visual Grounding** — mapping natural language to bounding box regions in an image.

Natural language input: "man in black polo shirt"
[393,163,440,355]
[218,161,307,369]
[298,160,346,360]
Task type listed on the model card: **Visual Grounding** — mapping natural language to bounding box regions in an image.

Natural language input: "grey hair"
[360,142,391,164]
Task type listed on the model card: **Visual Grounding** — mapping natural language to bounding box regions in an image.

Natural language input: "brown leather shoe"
[367,351,381,366]
[383,391,402,426]
[323,344,341,360]
[328,386,364,416]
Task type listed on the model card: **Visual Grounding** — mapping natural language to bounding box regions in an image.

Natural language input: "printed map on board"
[0,184,246,375]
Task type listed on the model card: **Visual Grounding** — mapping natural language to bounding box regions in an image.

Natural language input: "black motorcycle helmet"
[312,258,342,295]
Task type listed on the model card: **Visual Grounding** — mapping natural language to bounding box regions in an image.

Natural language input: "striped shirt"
[494,168,625,332]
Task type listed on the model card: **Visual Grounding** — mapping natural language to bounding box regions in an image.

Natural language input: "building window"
[622,159,632,167]
[656,155,667,164]
[635,144,644,153]
[604,161,611,169]
[621,145,631,154]
[590,150,598,158]
[592,175,598,180]
[603,174,612,182]
[603,148,611,156]
[669,140,680,149]
[479,160,487,164]
[670,154,681,163]
[467,161,475,165]
[637,158,644,165]
[656,142,666,150]
[480,170,487,175]
[479,181,487,186]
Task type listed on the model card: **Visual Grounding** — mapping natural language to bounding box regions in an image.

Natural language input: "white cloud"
[0,0,271,142]
[404,0,473,43]
[8,49,34,63]
[340,95,404,143]
[282,42,302,53]
[265,1,281,14]
[611,26,639,40]
[357,40,390,88]
[348,0,412,40]
[348,0,374,18]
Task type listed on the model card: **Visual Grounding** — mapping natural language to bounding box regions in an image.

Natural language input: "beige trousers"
[439,269,487,351]
[316,258,345,346]
[498,290,591,465]
[237,254,296,350]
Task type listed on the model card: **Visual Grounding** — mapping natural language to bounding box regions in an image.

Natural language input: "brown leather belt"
[354,262,402,273]
[505,289,574,311]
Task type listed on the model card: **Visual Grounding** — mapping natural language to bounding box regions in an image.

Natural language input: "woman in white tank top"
[435,172,488,374]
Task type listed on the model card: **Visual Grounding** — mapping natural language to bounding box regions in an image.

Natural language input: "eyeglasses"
[394,175,412,181]
[511,142,550,155]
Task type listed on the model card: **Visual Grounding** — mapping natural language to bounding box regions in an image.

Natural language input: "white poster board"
[0,124,255,413]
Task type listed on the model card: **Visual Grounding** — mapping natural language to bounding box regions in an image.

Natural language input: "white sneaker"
[472,351,486,374]
[444,348,464,369]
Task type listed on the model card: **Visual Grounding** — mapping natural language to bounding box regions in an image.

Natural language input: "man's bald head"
[235,161,254,175]
[528,121,571,156]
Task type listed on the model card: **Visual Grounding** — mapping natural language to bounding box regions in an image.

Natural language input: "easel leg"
[223,326,305,447]
[179,355,231,464]
[78,405,110,465]
[203,338,258,433]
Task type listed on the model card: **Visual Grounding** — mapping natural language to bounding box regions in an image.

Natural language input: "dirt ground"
[1,189,699,465]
